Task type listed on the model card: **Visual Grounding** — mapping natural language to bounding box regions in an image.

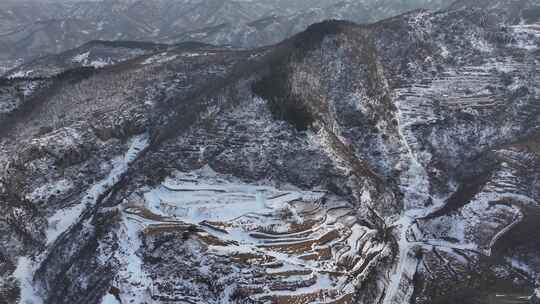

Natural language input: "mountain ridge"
[0,0,449,67]
[0,1,539,303]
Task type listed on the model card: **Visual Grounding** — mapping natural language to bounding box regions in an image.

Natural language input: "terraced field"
[111,168,388,303]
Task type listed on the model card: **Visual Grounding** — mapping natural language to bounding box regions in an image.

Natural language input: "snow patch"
[45,133,149,245]
[13,257,43,304]
[71,51,114,68]
[100,294,121,304]
[141,52,178,65]
[182,52,216,57]
[510,24,540,50]
[506,257,536,278]
[72,51,90,63]
[8,70,34,79]
[143,166,323,224]
[26,179,74,203]
[112,216,153,304]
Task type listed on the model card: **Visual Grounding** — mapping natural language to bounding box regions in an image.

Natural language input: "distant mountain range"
[0,0,448,69]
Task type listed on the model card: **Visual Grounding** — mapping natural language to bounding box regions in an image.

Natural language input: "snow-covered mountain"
[0,0,540,304]
[0,0,449,68]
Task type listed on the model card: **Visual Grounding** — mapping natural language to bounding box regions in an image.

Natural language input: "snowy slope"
[0,1,539,304]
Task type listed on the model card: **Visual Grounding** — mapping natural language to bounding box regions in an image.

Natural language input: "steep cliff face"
[0,1,539,304]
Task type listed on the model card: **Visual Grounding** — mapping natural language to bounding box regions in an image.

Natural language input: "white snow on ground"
[25,179,74,203]
[21,81,38,97]
[423,163,529,254]
[438,43,450,58]
[113,166,367,302]
[394,91,439,211]
[380,157,532,303]
[382,91,453,304]
[469,32,494,53]
[510,24,540,50]
[144,166,323,224]
[8,70,34,79]
[382,97,433,304]
[71,51,115,68]
[100,294,121,304]
[141,52,178,65]
[13,257,43,304]
[506,257,537,279]
[46,201,87,245]
[30,127,82,151]
[46,133,149,245]
[268,273,334,297]
[382,47,540,302]
[72,51,90,63]
[110,215,153,304]
[88,59,111,68]
[382,215,420,304]
[14,133,149,304]
[182,52,216,57]
[308,129,346,172]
